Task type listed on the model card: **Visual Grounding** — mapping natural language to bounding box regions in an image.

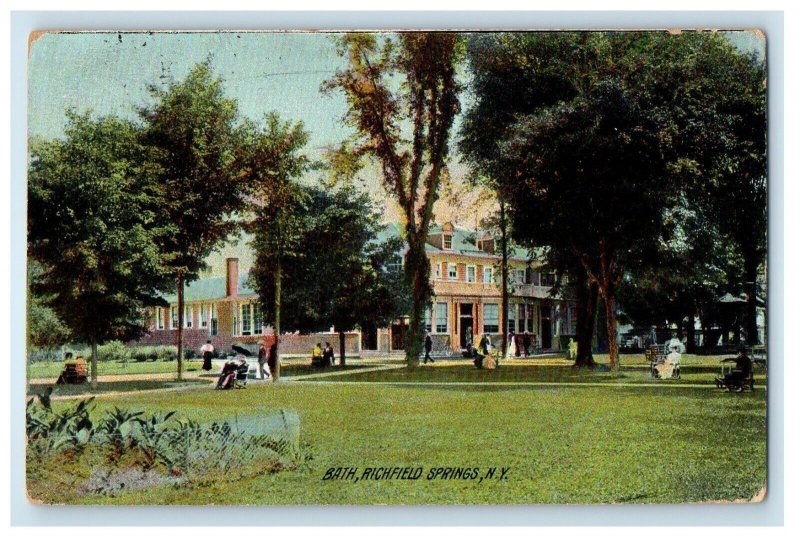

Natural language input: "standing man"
[257,341,269,380]
[523,331,531,357]
[200,339,215,372]
[424,332,434,364]
[267,342,278,379]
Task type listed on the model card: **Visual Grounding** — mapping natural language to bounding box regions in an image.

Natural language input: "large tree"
[28,112,170,386]
[323,32,461,368]
[461,32,766,368]
[244,113,313,380]
[251,182,409,368]
[139,60,248,380]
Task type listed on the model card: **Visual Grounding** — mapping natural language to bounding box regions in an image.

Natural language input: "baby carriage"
[648,344,681,379]
[216,358,249,390]
[715,356,756,393]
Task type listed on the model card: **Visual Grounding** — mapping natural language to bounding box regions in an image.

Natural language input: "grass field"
[26,360,201,380]
[308,356,766,387]
[27,358,767,505]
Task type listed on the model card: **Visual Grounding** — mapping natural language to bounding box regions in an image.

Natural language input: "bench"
[56,361,88,385]
[645,345,664,363]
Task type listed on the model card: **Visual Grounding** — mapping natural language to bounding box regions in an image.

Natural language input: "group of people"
[507,331,536,357]
[311,342,336,367]
[204,339,278,389]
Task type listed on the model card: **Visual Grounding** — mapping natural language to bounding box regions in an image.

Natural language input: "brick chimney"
[226,258,239,297]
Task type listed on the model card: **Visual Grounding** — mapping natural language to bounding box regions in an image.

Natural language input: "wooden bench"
[56,360,88,385]
[645,345,664,363]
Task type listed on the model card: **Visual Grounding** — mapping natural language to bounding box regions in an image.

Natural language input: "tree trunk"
[686,304,697,354]
[176,272,184,381]
[573,274,598,369]
[605,293,619,370]
[339,330,346,367]
[743,253,760,345]
[273,261,282,380]
[500,199,509,361]
[90,338,98,389]
[405,234,431,369]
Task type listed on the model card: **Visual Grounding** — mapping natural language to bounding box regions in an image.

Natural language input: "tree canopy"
[28,111,171,384]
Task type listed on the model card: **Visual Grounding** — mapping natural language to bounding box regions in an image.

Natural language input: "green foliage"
[459,32,767,364]
[97,340,130,362]
[28,112,171,351]
[139,59,252,375]
[324,32,462,367]
[26,397,303,501]
[250,183,410,337]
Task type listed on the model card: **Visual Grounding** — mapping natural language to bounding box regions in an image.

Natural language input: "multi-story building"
[368,223,575,353]
[135,223,575,356]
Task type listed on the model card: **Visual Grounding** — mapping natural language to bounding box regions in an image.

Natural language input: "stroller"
[216,358,250,390]
[715,357,756,393]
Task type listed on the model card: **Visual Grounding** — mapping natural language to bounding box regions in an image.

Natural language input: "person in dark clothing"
[522,331,531,357]
[257,341,269,379]
[718,346,753,386]
[201,340,215,372]
[267,342,278,378]
[424,333,434,363]
[322,342,335,367]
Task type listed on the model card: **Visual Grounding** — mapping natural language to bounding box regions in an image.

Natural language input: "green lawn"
[26,359,373,380]
[26,360,201,379]
[26,378,208,397]
[29,367,766,505]
[307,359,766,387]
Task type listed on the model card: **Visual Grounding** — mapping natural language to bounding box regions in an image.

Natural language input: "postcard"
[25,29,767,505]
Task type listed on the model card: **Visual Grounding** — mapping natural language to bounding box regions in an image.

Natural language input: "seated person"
[311,343,324,367]
[654,347,680,379]
[462,343,478,359]
[216,358,240,390]
[717,346,753,386]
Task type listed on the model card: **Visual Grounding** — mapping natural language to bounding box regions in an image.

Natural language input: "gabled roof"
[161,273,257,303]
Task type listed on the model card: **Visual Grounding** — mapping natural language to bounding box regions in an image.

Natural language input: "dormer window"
[443,234,452,250]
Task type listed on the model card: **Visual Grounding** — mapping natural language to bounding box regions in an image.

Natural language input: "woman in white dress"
[507,333,517,359]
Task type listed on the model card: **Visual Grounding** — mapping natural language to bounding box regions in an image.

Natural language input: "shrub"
[158,347,177,362]
[25,396,304,501]
[97,341,130,362]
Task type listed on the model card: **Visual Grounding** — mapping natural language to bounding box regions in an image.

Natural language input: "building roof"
[161,273,257,303]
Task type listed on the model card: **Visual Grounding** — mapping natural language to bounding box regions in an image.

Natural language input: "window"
[435,302,448,333]
[253,302,263,335]
[530,270,541,286]
[170,306,178,330]
[448,263,457,280]
[483,304,500,333]
[518,304,526,331]
[526,304,534,333]
[434,263,441,280]
[210,304,218,336]
[466,265,476,283]
[200,304,208,328]
[541,272,556,287]
[155,307,165,330]
[387,255,403,274]
[184,305,193,328]
[238,303,262,337]
[424,308,432,333]
[482,266,493,284]
[513,269,527,284]
[569,305,577,334]
[443,234,452,249]
[241,303,252,335]
[507,304,516,334]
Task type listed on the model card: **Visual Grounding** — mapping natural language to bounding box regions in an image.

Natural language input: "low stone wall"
[128,330,360,358]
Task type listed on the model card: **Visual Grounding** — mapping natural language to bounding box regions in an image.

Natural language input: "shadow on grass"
[27,379,208,397]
